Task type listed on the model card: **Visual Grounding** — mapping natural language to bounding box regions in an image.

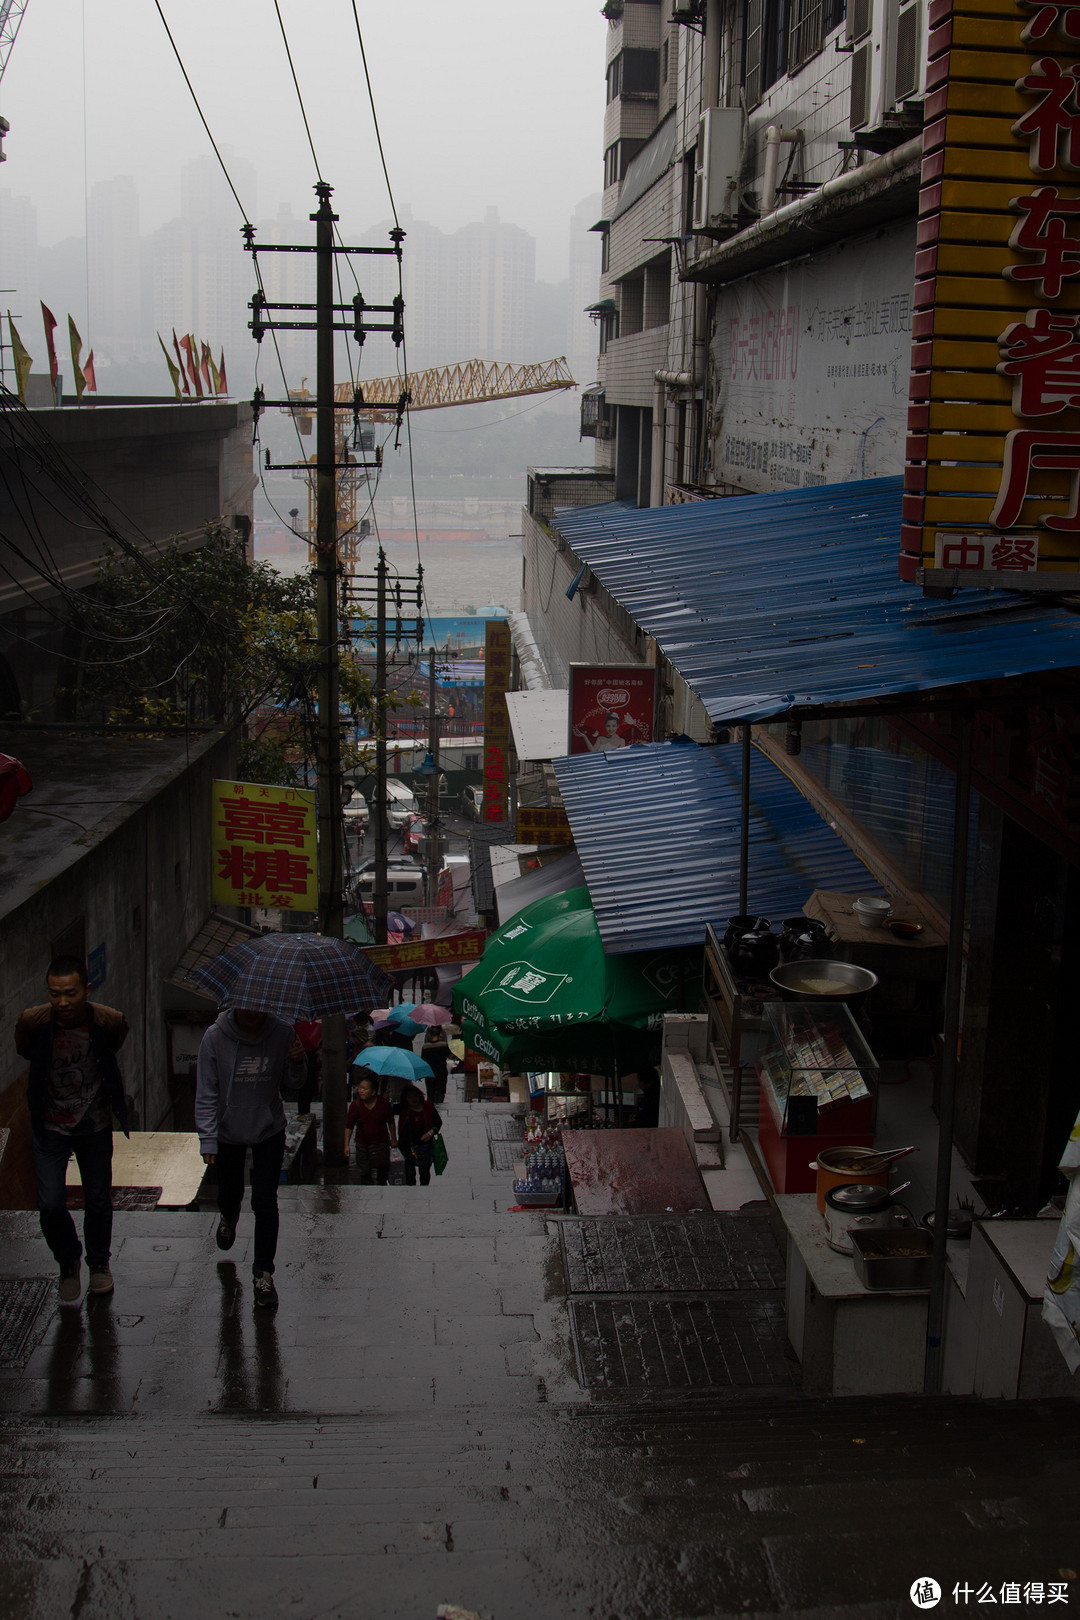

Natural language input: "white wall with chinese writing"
[708,222,916,493]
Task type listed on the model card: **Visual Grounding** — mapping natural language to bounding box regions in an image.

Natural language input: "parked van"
[351,860,426,908]
[366,779,419,829]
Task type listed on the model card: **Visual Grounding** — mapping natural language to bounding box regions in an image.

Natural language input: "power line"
[272,0,323,182]
[350,1,400,230]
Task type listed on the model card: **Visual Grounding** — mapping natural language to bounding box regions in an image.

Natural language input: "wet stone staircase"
[557,1212,797,1397]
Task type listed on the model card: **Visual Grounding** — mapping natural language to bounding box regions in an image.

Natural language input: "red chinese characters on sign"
[1012,60,1080,172]
[1020,1,1080,45]
[1005,187,1080,298]
[211,780,318,912]
[934,532,1041,571]
[997,307,1080,414]
[216,846,313,894]
[217,796,310,848]
[991,429,1080,529]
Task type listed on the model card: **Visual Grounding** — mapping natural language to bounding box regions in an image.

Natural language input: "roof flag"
[68,316,86,400]
[40,302,59,390]
[171,330,191,396]
[7,316,32,403]
[158,333,182,399]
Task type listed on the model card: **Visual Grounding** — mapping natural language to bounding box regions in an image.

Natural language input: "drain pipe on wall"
[761,126,804,216]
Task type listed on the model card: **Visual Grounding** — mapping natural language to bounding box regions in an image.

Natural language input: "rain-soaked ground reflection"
[214,1262,285,1413]
[44,1293,124,1416]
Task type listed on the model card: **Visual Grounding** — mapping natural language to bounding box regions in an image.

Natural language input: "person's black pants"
[215,1131,286,1275]
[33,1127,113,1270]
[403,1141,434,1186]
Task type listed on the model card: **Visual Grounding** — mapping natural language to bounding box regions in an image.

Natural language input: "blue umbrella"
[353,1046,433,1081]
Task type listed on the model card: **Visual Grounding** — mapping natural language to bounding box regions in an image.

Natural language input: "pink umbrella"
[409,1004,453,1026]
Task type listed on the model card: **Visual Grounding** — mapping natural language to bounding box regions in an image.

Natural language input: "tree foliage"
[71,524,377,786]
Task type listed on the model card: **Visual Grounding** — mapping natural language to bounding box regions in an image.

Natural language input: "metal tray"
[850,1227,933,1290]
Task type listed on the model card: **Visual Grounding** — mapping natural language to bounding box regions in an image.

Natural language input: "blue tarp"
[551,477,1080,725]
[553,742,883,955]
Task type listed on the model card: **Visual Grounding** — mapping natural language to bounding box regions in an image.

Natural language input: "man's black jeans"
[33,1126,113,1270]
[215,1131,286,1275]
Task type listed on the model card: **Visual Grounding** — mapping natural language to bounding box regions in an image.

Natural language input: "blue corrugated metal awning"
[553,742,882,955]
[551,477,1080,725]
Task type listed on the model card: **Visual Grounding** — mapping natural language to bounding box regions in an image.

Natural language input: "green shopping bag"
[432,1133,448,1177]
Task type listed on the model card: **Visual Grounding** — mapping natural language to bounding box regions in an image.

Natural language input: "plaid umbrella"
[189,932,395,1020]
[352,1045,433,1081]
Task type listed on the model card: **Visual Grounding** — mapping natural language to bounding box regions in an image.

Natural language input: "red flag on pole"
[217,348,228,395]
[171,330,191,397]
[82,351,97,393]
[181,334,203,398]
[40,303,59,389]
[199,341,213,394]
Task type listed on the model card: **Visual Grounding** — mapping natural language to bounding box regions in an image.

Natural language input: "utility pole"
[344,555,424,947]
[312,182,347,1167]
[245,184,406,1167]
[425,649,442,905]
[373,549,389,946]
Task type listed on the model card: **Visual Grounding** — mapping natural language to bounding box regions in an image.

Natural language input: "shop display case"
[546,1090,591,1125]
[757,1001,878,1194]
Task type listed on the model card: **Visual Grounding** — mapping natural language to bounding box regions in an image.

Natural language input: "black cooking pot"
[778,917,833,964]
[724,917,779,978]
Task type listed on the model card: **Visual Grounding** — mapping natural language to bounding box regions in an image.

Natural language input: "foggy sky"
[0,0,605,281]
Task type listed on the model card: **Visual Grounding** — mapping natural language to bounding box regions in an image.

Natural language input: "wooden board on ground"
[563,1127,708,1216]
[66,1132,206,1208]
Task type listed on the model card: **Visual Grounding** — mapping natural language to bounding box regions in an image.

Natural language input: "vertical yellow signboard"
[211,779,318,911]
[904,0,1080,589]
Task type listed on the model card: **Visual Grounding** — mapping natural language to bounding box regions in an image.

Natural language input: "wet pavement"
[1,1081,1078,1619]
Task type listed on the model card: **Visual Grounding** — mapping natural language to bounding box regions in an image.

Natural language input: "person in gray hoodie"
[195,1008,305,1308]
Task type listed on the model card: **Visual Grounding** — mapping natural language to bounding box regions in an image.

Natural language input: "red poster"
[568,664,656,755]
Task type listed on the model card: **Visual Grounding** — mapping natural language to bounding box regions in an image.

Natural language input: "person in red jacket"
[344,1074,396,1184]
[397,1084,442,1186]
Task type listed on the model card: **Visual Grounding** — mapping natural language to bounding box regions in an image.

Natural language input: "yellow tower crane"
[285,356,576,572]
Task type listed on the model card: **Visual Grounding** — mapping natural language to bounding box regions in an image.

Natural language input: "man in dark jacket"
[195,1008,305,1309]
[15,955,130,1303]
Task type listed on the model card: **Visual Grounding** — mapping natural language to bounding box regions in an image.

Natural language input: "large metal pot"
[768,958,878,1004]
[824,1181,913,1255]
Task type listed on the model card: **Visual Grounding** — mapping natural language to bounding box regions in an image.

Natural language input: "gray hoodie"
[195,1010,305,1155]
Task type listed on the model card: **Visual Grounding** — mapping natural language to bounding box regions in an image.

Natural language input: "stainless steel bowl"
[768,958,879,1000]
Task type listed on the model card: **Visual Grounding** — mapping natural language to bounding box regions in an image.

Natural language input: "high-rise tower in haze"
[87,176,144,362]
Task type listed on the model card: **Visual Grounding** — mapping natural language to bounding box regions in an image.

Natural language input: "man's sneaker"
[252,1271,278,1308]
[58,1262,81,1303]
[88,1269,114,1295]
[216,1219,236,1251]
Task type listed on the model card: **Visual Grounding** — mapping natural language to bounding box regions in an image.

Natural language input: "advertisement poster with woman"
[567,664,656,755]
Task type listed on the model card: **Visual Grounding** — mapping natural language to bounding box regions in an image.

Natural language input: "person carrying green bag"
[397,1085,443,1186]
[432,1131,448,1177]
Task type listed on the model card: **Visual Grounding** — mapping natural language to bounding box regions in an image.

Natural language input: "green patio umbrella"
[451,886,701,1075]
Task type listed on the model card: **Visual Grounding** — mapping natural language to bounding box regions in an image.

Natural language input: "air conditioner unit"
[849,0,925,144]
[846,0,873,44]
[691,107,743,231]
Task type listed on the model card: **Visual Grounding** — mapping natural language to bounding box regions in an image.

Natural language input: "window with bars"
[744,0,791,105]
[788,0,823,69]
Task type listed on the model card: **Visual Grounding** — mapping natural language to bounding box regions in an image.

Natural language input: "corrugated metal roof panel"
[553,742,882,954]
[551,477,1080,724]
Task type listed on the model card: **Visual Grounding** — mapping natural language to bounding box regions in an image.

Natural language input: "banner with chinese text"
[482,620,512,823]
[568,664,656,755]
[516,806,574,846]
[363,930,487,971]
[211,780,318,911]
[903,0,1080,589]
